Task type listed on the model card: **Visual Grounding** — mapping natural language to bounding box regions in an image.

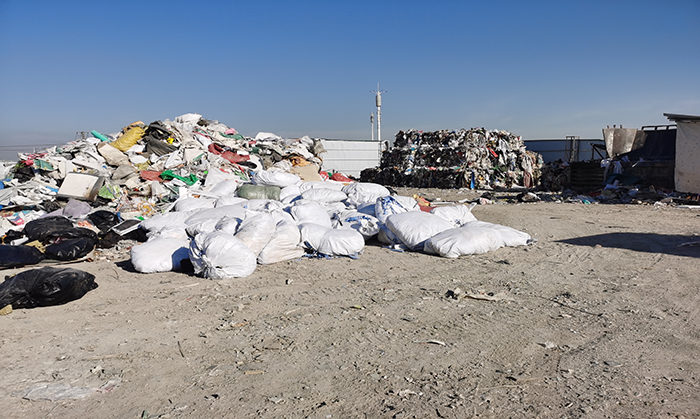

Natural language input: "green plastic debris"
[98,184,121,200]
[160,170,199,186]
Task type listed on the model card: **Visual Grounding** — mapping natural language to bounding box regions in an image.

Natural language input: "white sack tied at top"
[288,201,332,228]
[189,231,257,279]
[331,210,380,239]
[342,182,391,206]
[130,238,191,273]
[300,188,348,204]
[430,203,478,227]
[298,223,364,257]
[257,220,305,265]
[233,212,276,255]
[252,170,301,188]
[423,221,531,258]
[385,211,454,251]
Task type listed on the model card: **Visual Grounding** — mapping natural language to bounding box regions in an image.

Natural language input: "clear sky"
[1,0,698,160]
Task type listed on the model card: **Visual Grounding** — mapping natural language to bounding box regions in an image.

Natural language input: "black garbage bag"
[46,227,99,242]
[97,228,148,249]
[0,245,45,268]
[1,229,25,244]
[45,238,96,261]
[0,267,97,309]
[87,211,120,235]
[23,216,74,242]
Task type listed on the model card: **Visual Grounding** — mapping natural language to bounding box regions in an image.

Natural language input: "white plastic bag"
[288,201,332,227]
[184,205,247,226]
[342,182,390,206]
[301,188,348,203]
[257,220,305,265]
[174,197,216,212]
[214,196,248,208]
[386,212,454,251]
[131,238,190,273]
[279,184,301,202]
[375,196,413,223]
[234,212,276,255]
[208,179,242,197]
[189,232,257,279]
[317,229,364,257]
[141,211,194,233]
[298,222,331,251]
[430,203,477,227]
[423,221,531,258]
[332,211,380,239]
[252,170,301,188]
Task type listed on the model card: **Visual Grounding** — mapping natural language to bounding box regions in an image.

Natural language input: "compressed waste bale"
[189,232,257,279]
[23,216,74,242]
[257,220,305,265]
[424,221,530,257]
[360,128,542,190]
[130,238,190,273]
[233,212,276,255]
[237,184,281,201]
[0,267,97,309]
[430,204,478,227]
[342,182,390,206]
[0,245,45,268]
[317,229,364,257]
[386,212,454,251]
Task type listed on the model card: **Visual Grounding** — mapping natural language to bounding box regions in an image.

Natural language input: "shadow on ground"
[557,233,700,258]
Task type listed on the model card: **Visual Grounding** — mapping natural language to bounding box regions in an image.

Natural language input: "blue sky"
[1,0,698,160]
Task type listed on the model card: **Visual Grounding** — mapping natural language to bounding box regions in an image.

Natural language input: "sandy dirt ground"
[1,188,699,419]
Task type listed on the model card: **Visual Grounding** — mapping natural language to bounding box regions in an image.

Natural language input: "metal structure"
[565,135,581,162]
[370,84,386,143]
[370,112,374,142]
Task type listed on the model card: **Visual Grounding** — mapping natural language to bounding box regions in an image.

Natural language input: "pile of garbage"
[0,113,534,282]
[360,128,543,190]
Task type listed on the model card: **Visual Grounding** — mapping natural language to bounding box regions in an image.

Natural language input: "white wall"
[675,121,700,193]
[320,140,382,177]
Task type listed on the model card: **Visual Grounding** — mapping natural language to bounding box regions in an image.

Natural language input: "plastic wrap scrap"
[360,128,543,190]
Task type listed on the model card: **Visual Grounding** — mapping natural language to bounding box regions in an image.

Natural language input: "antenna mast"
[371,83,386,142]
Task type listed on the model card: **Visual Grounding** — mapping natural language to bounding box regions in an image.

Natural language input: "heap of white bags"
[129,177,534,279]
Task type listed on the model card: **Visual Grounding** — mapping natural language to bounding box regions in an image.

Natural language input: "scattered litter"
[14,378,121,401]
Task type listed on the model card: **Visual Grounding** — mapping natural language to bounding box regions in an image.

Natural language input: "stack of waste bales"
[361,128,543,190]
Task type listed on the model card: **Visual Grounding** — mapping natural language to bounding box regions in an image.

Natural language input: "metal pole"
[371,83,386,143]
[370,112,374,142]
